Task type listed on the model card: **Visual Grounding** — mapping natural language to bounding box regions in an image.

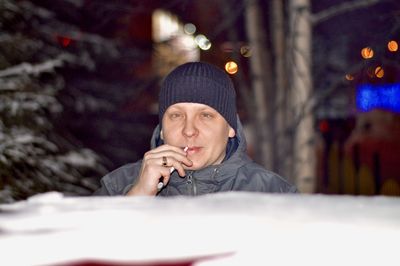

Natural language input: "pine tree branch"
[0,54,75,78]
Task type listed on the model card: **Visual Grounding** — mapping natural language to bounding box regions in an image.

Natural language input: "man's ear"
[160,129,164,140]
[228,127,236,138]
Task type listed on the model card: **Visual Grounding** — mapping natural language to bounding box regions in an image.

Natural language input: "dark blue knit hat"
[159,62,237,131]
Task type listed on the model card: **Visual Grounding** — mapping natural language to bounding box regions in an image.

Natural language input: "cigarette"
[157,146,188,191]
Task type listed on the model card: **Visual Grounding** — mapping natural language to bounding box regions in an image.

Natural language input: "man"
[94,62,297,196]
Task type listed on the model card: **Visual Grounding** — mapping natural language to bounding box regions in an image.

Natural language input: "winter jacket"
[93,118,297,196]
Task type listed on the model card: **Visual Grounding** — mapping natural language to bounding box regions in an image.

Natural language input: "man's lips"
[186,146,201,154]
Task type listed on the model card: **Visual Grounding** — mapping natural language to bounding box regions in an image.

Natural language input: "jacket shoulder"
[235,162,298,193]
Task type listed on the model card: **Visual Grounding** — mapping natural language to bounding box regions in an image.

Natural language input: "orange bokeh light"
[361,47,374,59]
[345,74,354,81]
[375,66,384,78]
[388,40,398,52]
[225,61,238,75]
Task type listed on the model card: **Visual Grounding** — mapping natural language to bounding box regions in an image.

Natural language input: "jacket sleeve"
[92,161,142,196]
[92,179,112,196]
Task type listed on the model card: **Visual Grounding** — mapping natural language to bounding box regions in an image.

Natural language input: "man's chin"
[184,164,202,171]
[184,167,198,171]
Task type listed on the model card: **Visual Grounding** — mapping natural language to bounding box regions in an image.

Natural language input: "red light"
[319,120,329,133]
[56,35,72,47]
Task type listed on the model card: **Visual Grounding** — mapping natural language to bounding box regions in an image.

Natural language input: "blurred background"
[0,0,399,202]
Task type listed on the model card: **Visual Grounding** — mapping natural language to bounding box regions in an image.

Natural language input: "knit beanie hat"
[159,62,237,131]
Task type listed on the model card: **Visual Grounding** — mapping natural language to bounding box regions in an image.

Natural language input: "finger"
[144,151,188,166]
[159,166,174,185]
[149,153,191,169]
[174,164,186,177]
[163,157,192,177]
[148,144,187,156]
[139,158,169,182]
[161,154,193,168]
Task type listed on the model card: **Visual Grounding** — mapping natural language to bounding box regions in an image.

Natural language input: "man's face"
[161,103,236,170]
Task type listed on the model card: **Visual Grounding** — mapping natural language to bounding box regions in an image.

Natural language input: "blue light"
[356,83,400,113]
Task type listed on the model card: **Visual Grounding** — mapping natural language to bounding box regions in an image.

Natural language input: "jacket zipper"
[187,171,197,195]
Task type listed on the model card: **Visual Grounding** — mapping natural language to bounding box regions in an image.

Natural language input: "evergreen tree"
[0,0,128,202]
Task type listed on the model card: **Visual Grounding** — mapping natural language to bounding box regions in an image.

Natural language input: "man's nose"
[182,118,198,137]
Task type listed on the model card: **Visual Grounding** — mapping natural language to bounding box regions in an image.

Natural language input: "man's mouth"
[186,146,201,154]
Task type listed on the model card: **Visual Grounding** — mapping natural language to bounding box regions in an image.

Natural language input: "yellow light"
[361,47,374,59]
[225,61,238,75]
[194,34,211,50]
[345,74,354,81]
[375,66,384,78]
[388,40,398,52]
[240,45,252,57]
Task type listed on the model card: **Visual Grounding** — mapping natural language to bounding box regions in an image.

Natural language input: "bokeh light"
[184,23,196,35]
[194,34,211,50]
[57,35,72,47]
[361,47,374,59]
[387,40,398,52]
[240,45,252,57]
[374,66,384,78]
[345,74,354,81]
[225,61,238,75]
[356,83,400,113]
[319,120,329,133]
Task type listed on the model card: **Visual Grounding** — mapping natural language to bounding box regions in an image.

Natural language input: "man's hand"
[126,145,192,196]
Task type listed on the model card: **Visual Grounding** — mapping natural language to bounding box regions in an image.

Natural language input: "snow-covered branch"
[18,0,55,19]
[0,54,75,78]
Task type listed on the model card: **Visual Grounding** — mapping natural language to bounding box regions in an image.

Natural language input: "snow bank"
[0,191,399,266]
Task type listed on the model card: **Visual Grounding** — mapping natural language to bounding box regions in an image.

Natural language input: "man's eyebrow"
[198,107,217,112]
[166,107,182,111]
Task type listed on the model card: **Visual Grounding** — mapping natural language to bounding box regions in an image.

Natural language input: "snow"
[0,55,74,78]
[0,191,399,266]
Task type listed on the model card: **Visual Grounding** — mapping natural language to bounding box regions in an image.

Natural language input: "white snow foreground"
[0,191,399,266]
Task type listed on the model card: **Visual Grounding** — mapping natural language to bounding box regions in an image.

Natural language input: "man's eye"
[170,113,182,119]
[201,113,214,119]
